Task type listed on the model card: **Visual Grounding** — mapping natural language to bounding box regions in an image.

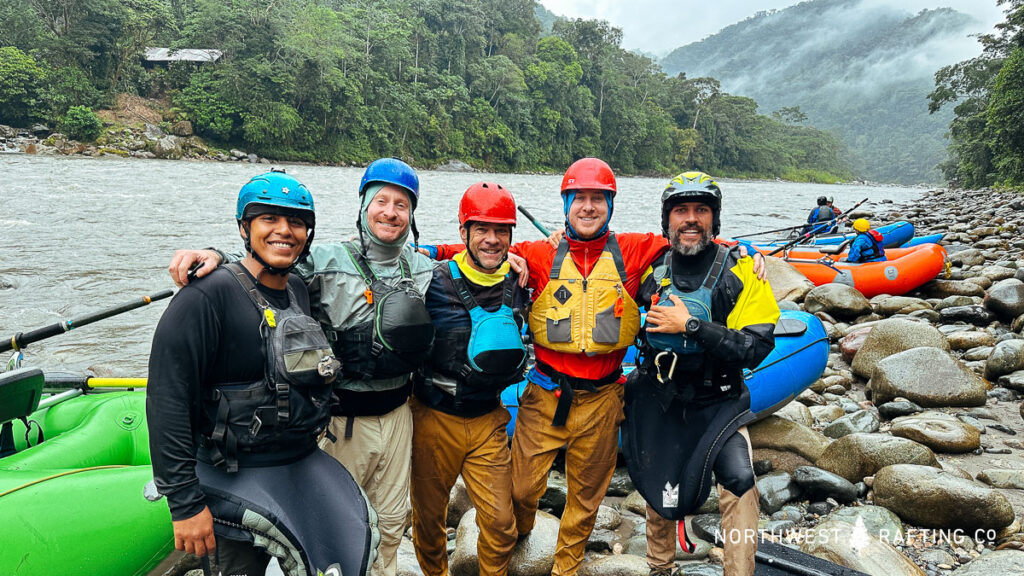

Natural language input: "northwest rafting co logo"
[662,482,679,508]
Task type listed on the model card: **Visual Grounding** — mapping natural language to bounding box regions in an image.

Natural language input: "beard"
[671,223,713,256]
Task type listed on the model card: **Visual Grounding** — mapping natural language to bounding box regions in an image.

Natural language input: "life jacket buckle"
[249,412,263,437]
[654,351,678,384]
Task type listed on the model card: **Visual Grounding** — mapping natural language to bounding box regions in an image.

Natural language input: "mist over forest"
[660,0,985,184]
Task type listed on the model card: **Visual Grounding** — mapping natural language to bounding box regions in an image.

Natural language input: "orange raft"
[763,243,949,298]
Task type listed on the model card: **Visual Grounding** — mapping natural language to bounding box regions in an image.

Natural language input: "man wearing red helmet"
[410,182,530,576]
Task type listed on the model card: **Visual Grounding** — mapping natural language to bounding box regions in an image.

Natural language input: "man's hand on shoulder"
[169,250,222,288]
[172,506,217,557]
[507,252,530,288]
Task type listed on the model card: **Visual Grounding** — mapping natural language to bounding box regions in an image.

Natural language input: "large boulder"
[827,505,904,540]
[872,464,1015,530]
[461,510,560,576]
[986,278,1024,320]
[938,305,995,326]
[869,347,987,407]
[889,412,981,453]
[984,339,1024,380]
[822,410,880,439]
[799,519,925,576]
[792,466,858,503]
[839,326,873,362]
[756,471,802,514]
[815,433,938,483]
[151,135,182,159]
[747,416,832,462]
[803,284,872,320]
[872,295,930,316]
[923,279,987,298]
[851,319,949,379]
[765,256,815,302]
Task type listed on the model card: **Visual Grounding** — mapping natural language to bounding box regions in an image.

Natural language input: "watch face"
[687,318,700,332]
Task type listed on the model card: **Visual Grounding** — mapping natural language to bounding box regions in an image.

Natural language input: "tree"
[0,46,45,124]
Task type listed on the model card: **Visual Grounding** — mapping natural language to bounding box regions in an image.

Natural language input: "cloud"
[539,0,1006,55]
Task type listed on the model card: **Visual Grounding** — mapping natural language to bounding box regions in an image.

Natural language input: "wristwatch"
[685,317,702,335]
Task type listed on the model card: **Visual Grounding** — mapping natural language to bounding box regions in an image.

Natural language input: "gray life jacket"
[203,263,339,473]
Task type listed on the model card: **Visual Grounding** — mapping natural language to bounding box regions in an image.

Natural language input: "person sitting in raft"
[846,218,887,263]
[147,171,378,576]
[802,195,837,235]
[827,196,841,217]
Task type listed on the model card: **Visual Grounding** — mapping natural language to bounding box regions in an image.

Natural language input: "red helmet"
[560,157,617,195]
[458,182,517,226]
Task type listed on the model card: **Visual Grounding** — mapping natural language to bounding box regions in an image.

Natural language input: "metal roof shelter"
[144,48,223,63]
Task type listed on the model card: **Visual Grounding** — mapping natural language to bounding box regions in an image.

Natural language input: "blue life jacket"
[448,261,527,376]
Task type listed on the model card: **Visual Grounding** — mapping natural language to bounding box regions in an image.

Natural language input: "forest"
[0,0,850,181]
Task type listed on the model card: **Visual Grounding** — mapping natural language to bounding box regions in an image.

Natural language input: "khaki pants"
[409,397,516,576]
[320,403,413,576]
[510,381,624,576]
[645,428,759,576]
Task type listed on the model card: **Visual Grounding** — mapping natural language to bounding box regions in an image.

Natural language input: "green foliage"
[58,105,103,141]
[987,46,1024,186]
[0,46,45,125]
[0,0,850,180]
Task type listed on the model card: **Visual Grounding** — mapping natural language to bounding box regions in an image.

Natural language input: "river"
[1,154,927,375]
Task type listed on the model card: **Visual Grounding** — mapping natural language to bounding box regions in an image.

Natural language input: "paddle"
[767,197,868,257]
[517,205,552,237]
[44,373,147,390]
[1,290,173,354]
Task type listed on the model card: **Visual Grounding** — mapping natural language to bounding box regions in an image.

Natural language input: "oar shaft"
[1,290,173,353]
[44,374,147,389]
[517,205,552,237]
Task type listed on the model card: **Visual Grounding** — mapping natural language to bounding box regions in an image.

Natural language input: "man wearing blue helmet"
[148,172,377,575]
[167,159,436,576]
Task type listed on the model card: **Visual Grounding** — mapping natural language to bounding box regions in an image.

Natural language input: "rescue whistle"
[614,297,624,318]
[651,294,660,306]
[554,389,562,398]
[364,289,374,304]
[264,308,276,328]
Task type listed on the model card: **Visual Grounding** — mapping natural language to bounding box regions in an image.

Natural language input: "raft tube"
[749,221,914,249]
[765,243,948,298]
[900,232,944,247]
[501,310,829,434]
[0,391,173,576]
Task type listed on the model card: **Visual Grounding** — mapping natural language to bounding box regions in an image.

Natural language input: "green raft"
[0,368,173,576]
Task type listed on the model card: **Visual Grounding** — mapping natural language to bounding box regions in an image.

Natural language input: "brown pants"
[645,428,759,576]
[409,397,517,576]
[510,381,624,576]
[319,403,412,576]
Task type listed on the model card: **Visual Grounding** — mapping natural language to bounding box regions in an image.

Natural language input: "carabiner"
[654,351,678,384]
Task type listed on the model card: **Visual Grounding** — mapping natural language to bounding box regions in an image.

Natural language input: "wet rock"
[804,284,872,320]
[765,257,815,302]
[925,279,987,298]
[747,416,832,462]
[951,249,986,267]
[507,511,560,576]
[815,433,938,483]
[966,276,995,290]
[674,564,721,576]
[964,345,995,361]
[828,505,904,539]
[690,514,722,543]
[988,387,1018,402]
[809,404,846,422]
[985,340,1024,380]
[621,491,647,516]
[607,468,635,497]
[851,319,949,379]
[947,330,997,351]
[981,265,1017,281]
[873,295,931,316]
[869,347,987,407]
[840,326,873,362]
[873,464,1015,530]
[774,401,813,426]
[152,135,182,159]
[799,519,926,576]
[576,554,647,576]
[755,472,802,514]
[594,505,621,531]
[822,410,880,439]
[751,448,814,474]
[890,412,981,453]
[952,550,1024,576]
[998,370,1024,392]
[935,295,978,311]
[877,399,923,420]
[985,279,1024,322]
[448,476,472,528]
[792,466,858,503]
[771,505,802,522]
[977,469,1024,489]
[939,305,995,326]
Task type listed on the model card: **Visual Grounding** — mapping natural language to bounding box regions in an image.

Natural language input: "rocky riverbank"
[161,188,1024,576]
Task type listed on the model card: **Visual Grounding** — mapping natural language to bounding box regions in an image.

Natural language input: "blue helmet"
[359,158,419,207]
[236,171,315,227]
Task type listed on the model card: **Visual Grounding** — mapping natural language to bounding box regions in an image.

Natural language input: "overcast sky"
[539,0,1007,56]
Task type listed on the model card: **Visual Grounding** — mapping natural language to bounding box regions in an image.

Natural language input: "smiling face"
[566,189,610,239]
[365,184,412,244]
[461,221,512,272]
[243,212,310,268]
[667,201,714,256]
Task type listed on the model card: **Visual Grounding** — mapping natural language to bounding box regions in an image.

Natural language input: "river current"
[1,154,926,375]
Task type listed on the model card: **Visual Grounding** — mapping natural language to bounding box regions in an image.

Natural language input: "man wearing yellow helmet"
[847,218,886,263]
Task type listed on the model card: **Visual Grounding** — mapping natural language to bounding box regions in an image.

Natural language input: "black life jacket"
[202,263,339,473]
[333,242,435,382]
[417,262,526,415]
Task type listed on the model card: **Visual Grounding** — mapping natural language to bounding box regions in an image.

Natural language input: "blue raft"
[500,310,829,435]
[748,221,915,249]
